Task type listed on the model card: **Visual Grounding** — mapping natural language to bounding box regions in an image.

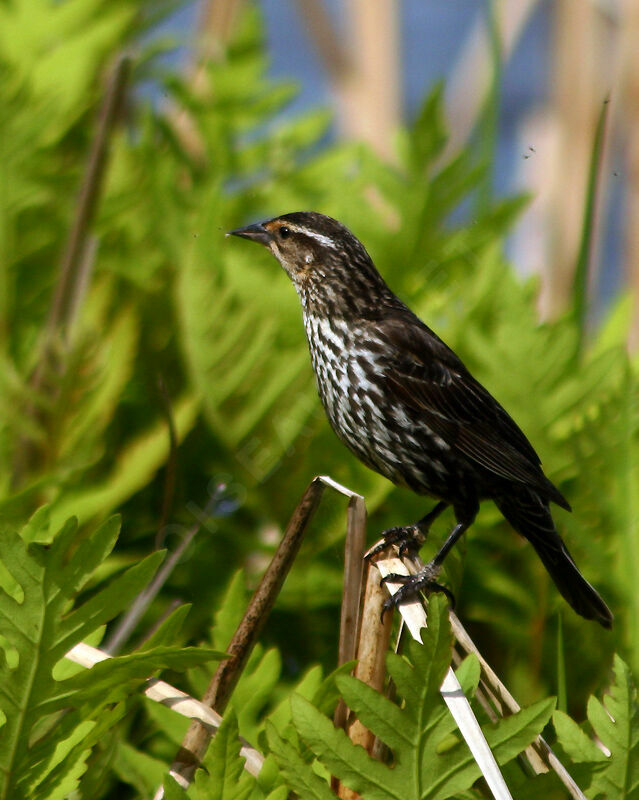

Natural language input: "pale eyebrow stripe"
[284,224,338,250]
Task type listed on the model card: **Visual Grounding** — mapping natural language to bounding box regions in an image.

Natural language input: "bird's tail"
[494,490,613,629]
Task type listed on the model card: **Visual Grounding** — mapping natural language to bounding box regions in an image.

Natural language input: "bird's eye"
[279,226,291,239]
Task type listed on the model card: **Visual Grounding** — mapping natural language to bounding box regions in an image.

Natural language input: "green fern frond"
[0,508,221,800]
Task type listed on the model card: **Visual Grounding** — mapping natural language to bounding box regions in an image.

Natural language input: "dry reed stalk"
[294,0,400,160]
[539,0,604,319]
[618,0,639,350]
[375,544,588,800]
[349,562,393,738]
[323,478,367,732]
[65,642,265,779]
[13,55,130,485]
[335,562,393,800]
[444,0,540,159]
[449,612,587,798]
[164,477,325,795]
[340,0,401,160]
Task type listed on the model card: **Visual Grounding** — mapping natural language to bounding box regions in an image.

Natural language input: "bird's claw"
[364,524,425,560]
[379,563,455,621]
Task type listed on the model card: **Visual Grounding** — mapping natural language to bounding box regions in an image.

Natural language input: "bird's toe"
[380,562,455,614]
[364,524,425,560]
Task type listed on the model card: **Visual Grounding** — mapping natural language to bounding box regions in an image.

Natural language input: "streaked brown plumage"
[229,211,612,628]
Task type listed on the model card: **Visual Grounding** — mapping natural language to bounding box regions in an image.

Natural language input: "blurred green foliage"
[1,1,639,797]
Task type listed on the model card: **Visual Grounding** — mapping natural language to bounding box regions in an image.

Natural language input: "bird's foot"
[380,561,455,619]
[364,524,425,561]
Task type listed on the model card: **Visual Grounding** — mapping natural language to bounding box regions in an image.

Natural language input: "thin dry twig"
[335,561,393,800]
[321,477,367,734]
[162,476,326,796]
[450,611,587,799]
[13,54,131,485]
[333,481,367,669]
[47,54,131,340]
[103,489,223,655]
[65,641,264,779]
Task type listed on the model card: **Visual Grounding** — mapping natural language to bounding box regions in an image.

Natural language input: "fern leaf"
[281,597,553,800]
[0,508,211,800]
[588,655,639,799]
[265,722,335,800]
[193,711,256,800]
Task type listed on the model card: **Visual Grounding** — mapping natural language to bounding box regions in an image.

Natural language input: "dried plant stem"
[338,489,367,667]
[65,642,264,778]
[162,477,325,796]
[444,0,539,159]
[382,545,588,800]
[318,477,367,734]
[294,0,400,159]
[450,611,587,799]
[374,553,514,800]
[103,492,221,655]
[48,54,130,339]
[13,54,130,485]
[540,0,603,318]
[334,562,392,800]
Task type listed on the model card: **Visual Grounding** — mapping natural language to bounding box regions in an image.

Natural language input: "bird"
[228,211,613,628]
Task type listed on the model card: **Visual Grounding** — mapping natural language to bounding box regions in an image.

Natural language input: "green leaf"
[113,740,168,798]
[408,82,448,169]
[141,603,193,651]
[552,710,606,763]
[194,711,255,800]
[56,646,224,711]
[213,571,248,652]
[289,693,401,799]
[480,698,556,773]
[588,655,639,799]
[266,722,334,800]
[0,509,178,800]
[572,98,610,352]
[285,596,554,800]
[49,393,200,527]
[163,775,190,800]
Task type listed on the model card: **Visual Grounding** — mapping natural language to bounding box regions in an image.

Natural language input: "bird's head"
[227,212,385,305]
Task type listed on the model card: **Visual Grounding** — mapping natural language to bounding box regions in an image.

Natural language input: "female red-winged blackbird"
[229,212,612,628]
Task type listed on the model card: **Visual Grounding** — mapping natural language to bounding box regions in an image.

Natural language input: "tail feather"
[494,490,613,629]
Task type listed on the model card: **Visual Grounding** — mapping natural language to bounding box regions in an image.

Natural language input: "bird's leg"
[431,517,470,567]
[380,504,477,614]
[364,501,448,560]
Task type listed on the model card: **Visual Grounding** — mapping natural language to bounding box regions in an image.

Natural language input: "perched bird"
[228,212,612,628]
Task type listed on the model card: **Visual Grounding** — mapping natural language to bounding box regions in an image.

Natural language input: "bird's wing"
[373,315,570,510]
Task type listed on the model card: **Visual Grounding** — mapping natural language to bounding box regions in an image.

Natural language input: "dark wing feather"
[373,315,571,510]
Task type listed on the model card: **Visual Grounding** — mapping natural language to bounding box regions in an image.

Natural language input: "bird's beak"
[226,222,272,246]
